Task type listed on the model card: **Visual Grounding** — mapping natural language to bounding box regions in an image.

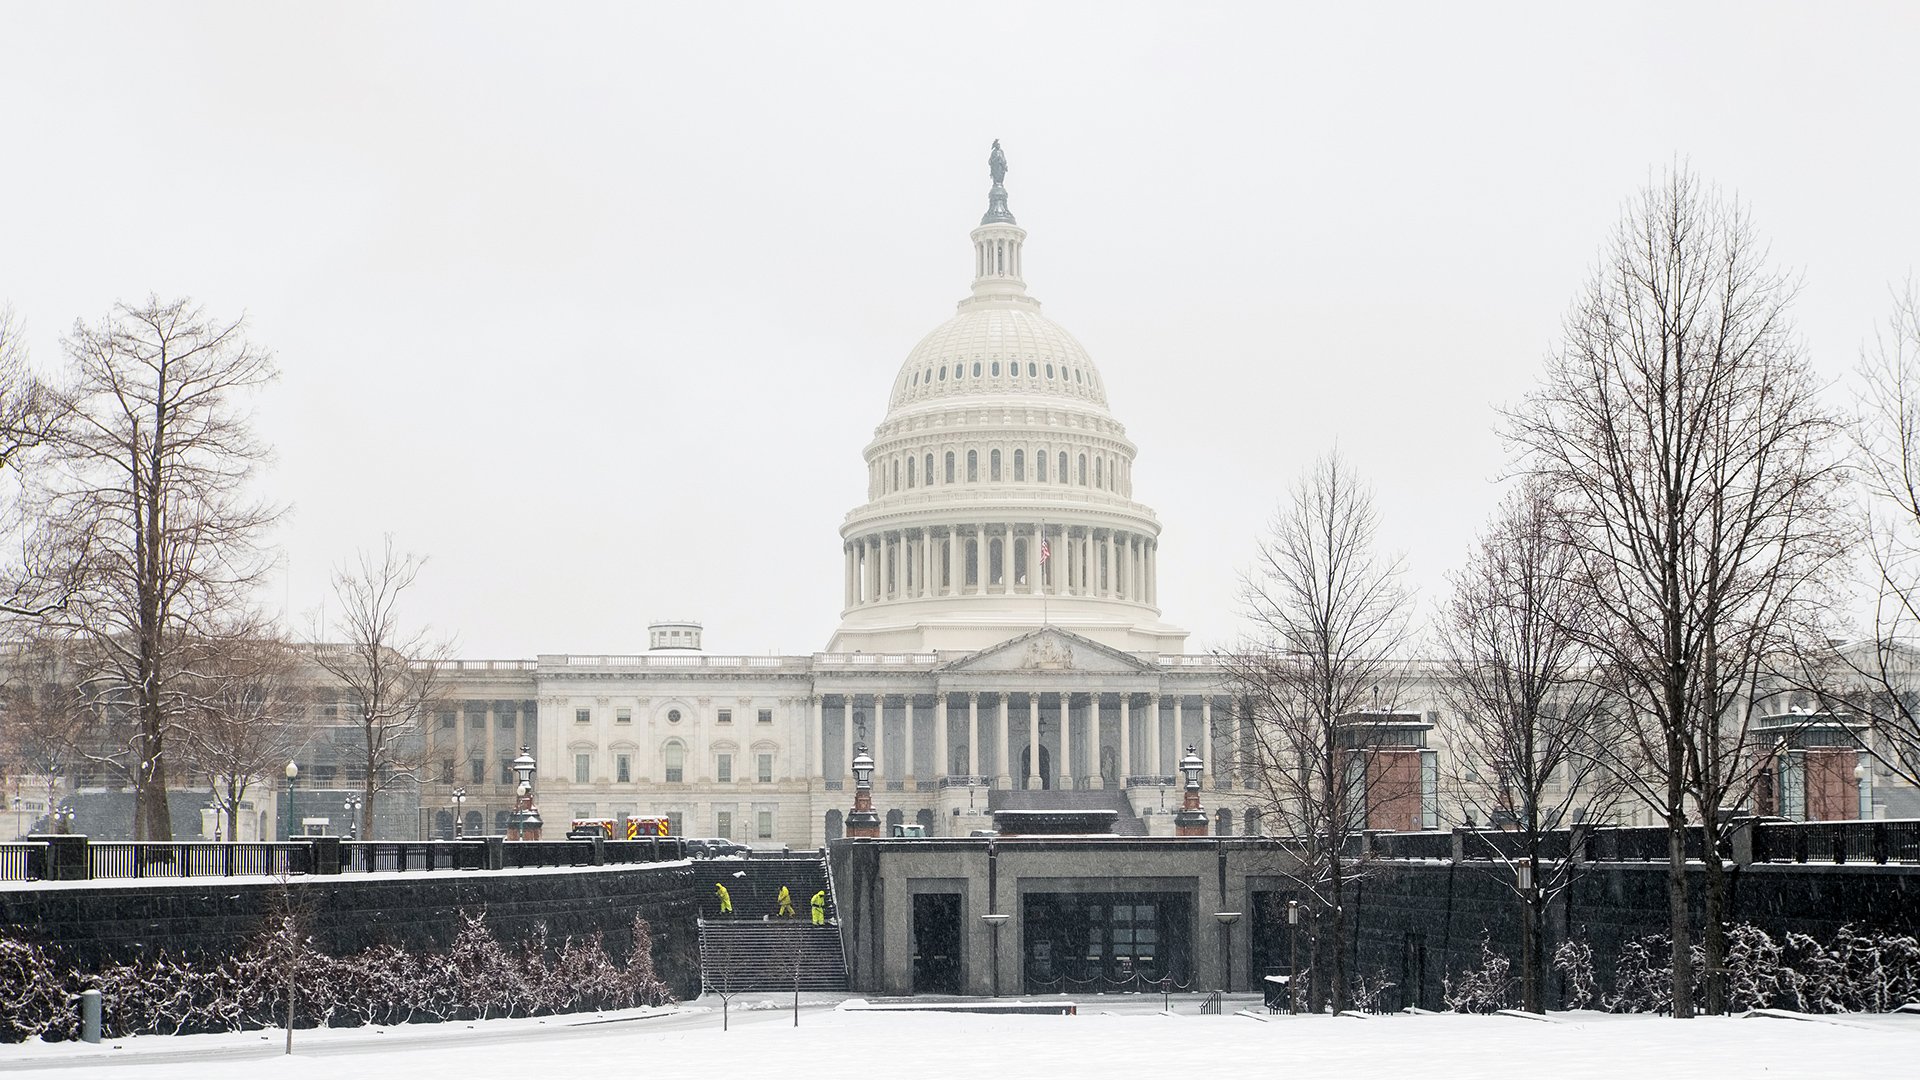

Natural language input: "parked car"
[685,838,752,859]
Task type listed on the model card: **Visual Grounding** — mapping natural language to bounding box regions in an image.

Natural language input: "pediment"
[938,627,1155,676]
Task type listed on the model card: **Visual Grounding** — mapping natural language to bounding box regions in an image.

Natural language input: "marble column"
[935,693,949,780]
[904,695,917,789]
[812,696,825,783]
[997,694,1012,788]
[872,694,887,784]
[1202,696,1215,785]
[1119,694,1132,780]
[1105,531,1116,597]
[1173,695,1185,772]
[1089,694,1103,789]
[967,693,980,778]
[1027,693,1040,790]
[1149,694,1163,777]
[1059,693,1074,789]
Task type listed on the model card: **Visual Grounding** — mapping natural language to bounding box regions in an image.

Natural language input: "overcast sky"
[2,3,1917,659]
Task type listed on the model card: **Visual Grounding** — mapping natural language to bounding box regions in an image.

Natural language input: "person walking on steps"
[777,884,795,917]
[715,882,732,915]
[810,889,827,926]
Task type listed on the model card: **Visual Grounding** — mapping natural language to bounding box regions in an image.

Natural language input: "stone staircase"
[987,787,1147,835]
[690,855,847,992]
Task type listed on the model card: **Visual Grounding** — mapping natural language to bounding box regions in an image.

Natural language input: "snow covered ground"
[2,995,1913,1078]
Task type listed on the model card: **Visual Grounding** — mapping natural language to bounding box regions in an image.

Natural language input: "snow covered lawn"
[3,1000,1914,1078]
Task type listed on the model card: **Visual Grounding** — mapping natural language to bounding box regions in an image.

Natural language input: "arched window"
[945,452,955,484]
[991,361,1000,376]
[924,453,934,486]
[990,449,1001,481]
[967,450,978,482]
[892,459,900,491]
[1058,451,1069,483]
[1037,451,1048,482]
[1028,362,1037,377]
[1013,449,1025,481]
[664,742,686,784]
[907,457,916,488]
[1078,454,1088,485]
[972,362,982,378]
[989,537,1004,586]
[1095,457,1103,488]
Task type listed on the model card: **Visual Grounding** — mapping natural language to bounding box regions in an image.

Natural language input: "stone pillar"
[868,536,882,602]
[936,693,950,780]
[1059,693,1074,790]
[1120,694,1132,780]
[968,693,980,777]
[1202,696,1215,786]
[812,695,825,785]
[1105,530,1116,597]
[904,695,917,789]
[1004,521,1015,592]
[872,694,887,786]
[1063,527,1075,594]
[1172,695,1184,776]
[1150,694,1163,777]
[998,694,1013,788]
[1027,693,1040,790]
[972,526,985,595]
[1089,693,1104,789]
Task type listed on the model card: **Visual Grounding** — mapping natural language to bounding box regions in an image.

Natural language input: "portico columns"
[946,527,959,596]
[935,693,949,779]
[812,696,825,783]
[904,695,916,788]
[1149,694,1163,777]
[1059,693,1074,789]
[1089,694,1103,788]
[1202,696,1215,786]
[1119,694,1132,780]
[1026,694,1040,789]
[1172,695,1184,777]
[997,694,1013,788]
[873,694,887,785]
[967,693,980,777]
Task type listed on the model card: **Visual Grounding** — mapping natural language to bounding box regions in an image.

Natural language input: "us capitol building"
[412,145,1267,847]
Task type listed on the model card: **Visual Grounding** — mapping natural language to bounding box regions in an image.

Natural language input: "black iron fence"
[1363,819,1920,867]
[0,833,690,884]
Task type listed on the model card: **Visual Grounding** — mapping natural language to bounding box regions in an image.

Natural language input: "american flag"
[1039,537,1051,564]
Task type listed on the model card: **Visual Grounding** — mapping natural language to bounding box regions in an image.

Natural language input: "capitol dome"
[827,144,1188,656]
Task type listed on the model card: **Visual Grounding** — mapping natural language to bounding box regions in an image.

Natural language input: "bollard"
[80,988,101,1043]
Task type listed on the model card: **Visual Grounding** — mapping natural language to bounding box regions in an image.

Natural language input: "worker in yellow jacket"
[810,889,827,926]
[777,885,795,917]
[715,882,732,915]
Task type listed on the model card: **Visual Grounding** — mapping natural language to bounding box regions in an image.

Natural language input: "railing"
[1125,775,1175,788]
[86,841,306,880]
[2,835,689,883]
[0,843,46,882]
[1753,819,1920,865]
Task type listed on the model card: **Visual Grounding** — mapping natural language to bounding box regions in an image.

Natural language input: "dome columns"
[841,521,1160,613]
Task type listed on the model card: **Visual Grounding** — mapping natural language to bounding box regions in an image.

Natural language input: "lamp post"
[1516,862,1537,1013]
[450,787,467,839]
[846,744,881,838]
[507,748,541,840]
[1287,899,1300,1014]
[1213,910,1241,993]
[982,912,1010,997]
[282,761,299,841]
[342,793,363,840]
[1175,745,1208,837]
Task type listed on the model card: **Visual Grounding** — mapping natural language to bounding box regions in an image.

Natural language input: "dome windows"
[945,451,956,484]
[967,450,978,482]
[1036,451,1048,482]
[990,449,1001,481]
[1045,364,1055,379]
[1058,451,1069,484]
[972,362,982,378]
[938,367,947,381]
[1013,449,1025,481]
[924,453,934,486]
[991,361,1000,376]
[1028,362,1037,377]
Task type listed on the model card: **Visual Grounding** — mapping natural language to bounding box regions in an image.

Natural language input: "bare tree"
[0,306,76,619]
[1434,481,1624,1012]
[1219,451,1414,1014]
[0,649,86,832]
[179,634,307,840]
[1506,168,1848,1016]
[30,298,279,840]
[311,538,444,841]
[1839,284,1920,787]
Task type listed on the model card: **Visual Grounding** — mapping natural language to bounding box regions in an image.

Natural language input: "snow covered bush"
[1349,969,1398,1013]
[1442,935,1512,1013]
[1551,939,1598,1009]
[1722,923,1783,1012]
[1604,935,1671,1014]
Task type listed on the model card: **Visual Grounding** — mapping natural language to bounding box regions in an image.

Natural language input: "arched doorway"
[1215,808,1234,836]
[464,810,484,837]
[915,808,935,836]
[885,808,904,832]
[825,809,843,841]
[433,810,453,839]
[1020,745,1053,789]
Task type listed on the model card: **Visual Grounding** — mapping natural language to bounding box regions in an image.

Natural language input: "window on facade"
[967,450,978,482]
[923,453,934,485]
[500,759,515,784]
[668,709,682,724]
[1037,452,1047,482]
[757,809,774,839]
[944,452,955,483]
[471,759,486,784]
[575,707,590,725]
[496,702,516,728]
[717,754,733,783]
[1078,454,1088,485]
[616,754,631,783]
[716,810,733,840]
[574,754,591,784]
[992,361,1001,376]
[1014,449,1025,480]
[1028,362,1037,377]
[758,753,773,783]
[972,362,982,377]
[616,707,632,724]
[665,811,684,836]
[907,458,917,487]
[717,708,732,724]
[314,765,338,785]
[438,709,456,729]
[892,460,900,490]
[1058,451,1069,483]
[757,708,773,725]
[1095,457,1104,488]
[990,449,1001,481]
[665,744,685,783]
[466,704,484,728]
[441,759,454,783]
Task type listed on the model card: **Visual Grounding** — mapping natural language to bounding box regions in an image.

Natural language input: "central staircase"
[690,854,848,993]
